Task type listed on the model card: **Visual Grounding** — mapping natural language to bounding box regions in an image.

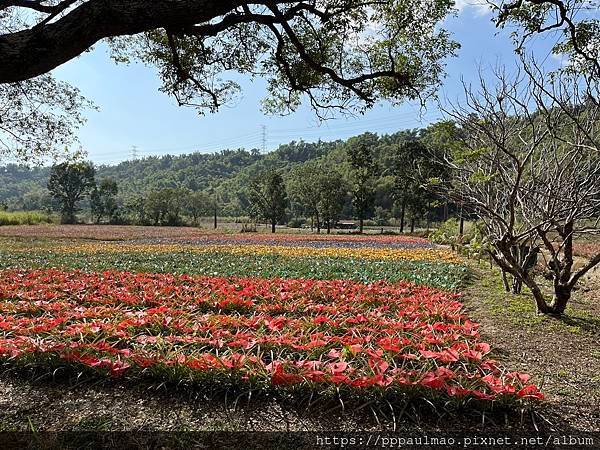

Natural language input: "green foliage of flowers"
[0,249,468,290]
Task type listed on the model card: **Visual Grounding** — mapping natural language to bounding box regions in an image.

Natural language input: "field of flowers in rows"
[0,230,542,406]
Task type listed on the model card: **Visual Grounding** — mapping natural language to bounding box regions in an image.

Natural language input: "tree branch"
[0,0,299,83]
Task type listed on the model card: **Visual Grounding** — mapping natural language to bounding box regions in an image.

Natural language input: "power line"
[88,111,441,161]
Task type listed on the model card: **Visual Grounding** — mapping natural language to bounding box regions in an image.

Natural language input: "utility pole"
[214,199,218,229]
[261,125,267,153]
[131,145,139,160]
[211,187,218,229]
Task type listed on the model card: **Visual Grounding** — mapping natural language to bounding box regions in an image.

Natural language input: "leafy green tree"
[420,120,468,233]
[392,138,448,233]
[185,191,211,226]
[346,133,379,233]
[0,76,91,166]
[146,188,186,226]
[125,195,148,225]
[47,161,96,224]
[249,172,288,233]
[495,0,599,79]
[288,161,348,233]
[287,161,323,232]
[317,171,347,234]
[90,178,119,224]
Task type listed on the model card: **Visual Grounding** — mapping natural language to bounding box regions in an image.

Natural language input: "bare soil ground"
[462,262,600,434]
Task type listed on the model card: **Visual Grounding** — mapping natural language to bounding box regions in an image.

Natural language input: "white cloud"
[454,0,494,17]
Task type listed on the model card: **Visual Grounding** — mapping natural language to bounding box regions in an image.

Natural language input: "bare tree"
[441,63,600,316]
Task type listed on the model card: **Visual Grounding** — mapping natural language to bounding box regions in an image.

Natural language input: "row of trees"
[45,58,600,319]
[249,132,448,234]
[47,162,118,225]
[45,131,451,230]
[47,163,221,227]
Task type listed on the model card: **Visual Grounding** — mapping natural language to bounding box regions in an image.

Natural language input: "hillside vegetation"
[0,130,448,226]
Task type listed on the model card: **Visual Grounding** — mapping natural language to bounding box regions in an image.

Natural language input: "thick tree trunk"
[316,211,320,234]
[359,217,364,234]
[62,201,77,224]
[492,244,551,314]
[410,218,415,233]
[326,219,331,234]
[62,213,76,225]
[521,277,552,314]
[512,277,523,295]
[501,270,510,292]
[271,221,276,233]
[549,285,571,315]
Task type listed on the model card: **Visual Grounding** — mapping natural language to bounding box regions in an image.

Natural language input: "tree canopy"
[494,0,600,78]
[0,0,460,165]
[47,160,96,224]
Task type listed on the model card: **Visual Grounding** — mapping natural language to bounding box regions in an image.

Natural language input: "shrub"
[287,217,306,228]
[430,219,491,260]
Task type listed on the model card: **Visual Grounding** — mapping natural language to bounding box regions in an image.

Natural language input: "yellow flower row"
[55,243,461,263]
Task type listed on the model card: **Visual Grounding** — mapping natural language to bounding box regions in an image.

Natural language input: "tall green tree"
[288,161,348,233]
[47,161,96,224]
[146,188,186,226]
[249,172,287,233]
[317,169,347,234]
[420,120,466,232]
[392,137,449,233]
[346,133,379,233]
[287,161,323,232]
[185,191,210,226]
[90,178,119,224]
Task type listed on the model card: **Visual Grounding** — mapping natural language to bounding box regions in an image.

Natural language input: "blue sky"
[51,4,549,165]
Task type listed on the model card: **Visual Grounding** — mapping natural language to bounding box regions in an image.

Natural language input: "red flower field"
[0,269,542,402]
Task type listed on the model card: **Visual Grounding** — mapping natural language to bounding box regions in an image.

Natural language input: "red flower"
[269,363,303,386]
[517,385,544,400]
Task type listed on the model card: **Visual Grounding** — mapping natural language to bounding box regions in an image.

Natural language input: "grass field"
[0,225,597,438]
[0,211,54,226]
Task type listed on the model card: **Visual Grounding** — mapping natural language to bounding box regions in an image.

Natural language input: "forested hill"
[0,138,344,211]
